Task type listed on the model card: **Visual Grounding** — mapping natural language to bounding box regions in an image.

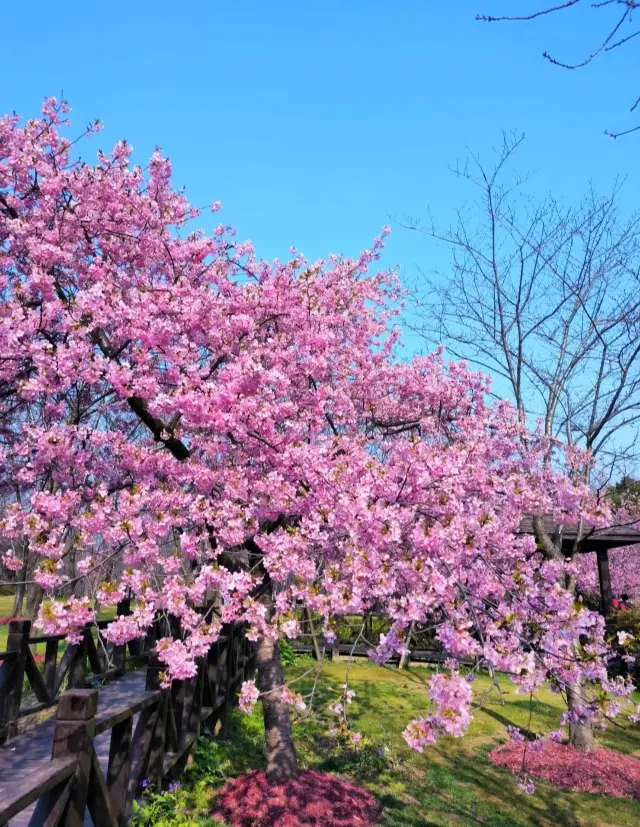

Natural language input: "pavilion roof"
[518,515,640,554]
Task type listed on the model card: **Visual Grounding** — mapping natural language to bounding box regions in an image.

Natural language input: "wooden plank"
[42,639,59,698]
[202,645,218,709]
[0,655,17,740]
[161,729,197,775]
[84,667,120,684]
[171,680,186,744]
[67,637,87,690]
[87,745,119,827]
[2,621,30,741]
[165,699,180,754]
[27,635,65,645]
[112,643,126,677]
[0,756,77,824]
[19,700,56,718]
[25,646,52,704]
[146,694,166,790]
[124,703,160,819]
[53,645,76,697]
[95,690,161,735]
[28,774,74,827]
[0,654,17,693]
[97,630,110,674]
[106,716,132,826]
[180,673,197,741]
[144,654,167,789]
[85,631,103,677]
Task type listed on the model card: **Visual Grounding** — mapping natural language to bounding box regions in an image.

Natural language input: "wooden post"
[106,717,133,826]
[43,638,59,697]
[144,652,167,790]
[2,619,30,741]
[112,598,131,677]
[52,689,98,827]
[596,548,613,617]
[67,634,87,690]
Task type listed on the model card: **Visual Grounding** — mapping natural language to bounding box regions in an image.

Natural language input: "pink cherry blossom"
[0,99,635,769]
[1,551,23,571]
[239,680,261,714]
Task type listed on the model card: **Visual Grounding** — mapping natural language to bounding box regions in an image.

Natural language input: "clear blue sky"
[3,0,639,356]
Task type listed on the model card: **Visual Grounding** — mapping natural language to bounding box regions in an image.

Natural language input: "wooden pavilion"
[518,516,640,616]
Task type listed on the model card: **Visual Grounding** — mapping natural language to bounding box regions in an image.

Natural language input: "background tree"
[404,133,640,478]
[477,0,640,137]
[402,134,640,748]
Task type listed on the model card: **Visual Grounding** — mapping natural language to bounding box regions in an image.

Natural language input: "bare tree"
[403,133,640,478]
[477,1,640,137]
[402,133,640,748]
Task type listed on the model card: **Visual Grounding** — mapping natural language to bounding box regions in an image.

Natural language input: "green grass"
[163,659,640,827]
[288,661,640,827]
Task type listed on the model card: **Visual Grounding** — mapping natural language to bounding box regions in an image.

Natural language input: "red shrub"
[490,740,640,799]
[212,770,380,827]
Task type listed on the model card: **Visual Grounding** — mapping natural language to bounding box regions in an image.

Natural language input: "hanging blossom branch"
[477,1,640,137]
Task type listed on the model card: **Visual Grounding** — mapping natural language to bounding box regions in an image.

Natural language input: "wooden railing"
[0,610,254,827]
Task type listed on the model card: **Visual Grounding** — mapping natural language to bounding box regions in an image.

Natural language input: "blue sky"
[3,0,639,357]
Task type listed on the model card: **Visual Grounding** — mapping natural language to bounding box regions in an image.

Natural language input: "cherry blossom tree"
[578,480,640,603]
[0,100,635,783]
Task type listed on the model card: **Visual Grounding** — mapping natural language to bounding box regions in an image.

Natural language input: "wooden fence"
[0,606,254,827]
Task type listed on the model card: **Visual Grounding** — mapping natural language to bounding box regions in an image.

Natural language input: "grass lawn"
[158,659,640,827]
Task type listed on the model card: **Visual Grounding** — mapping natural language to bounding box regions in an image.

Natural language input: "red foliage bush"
[212,770,380,827]
[490,740,640,799]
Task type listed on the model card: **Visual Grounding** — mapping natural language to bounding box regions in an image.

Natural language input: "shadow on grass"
[205,665,639,827]
[431,745,584,827]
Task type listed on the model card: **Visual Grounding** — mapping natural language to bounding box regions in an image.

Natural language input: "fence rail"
[0,610,254,827]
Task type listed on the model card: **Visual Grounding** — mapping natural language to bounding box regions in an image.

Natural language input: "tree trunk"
[330,616,341,662]
[566,681,595,752]
[10,539,28,617]
[256,634,299,782]
[25,583,44,622]
[304,606,323,662]
[398,621,416,669]
[12,579,25,617]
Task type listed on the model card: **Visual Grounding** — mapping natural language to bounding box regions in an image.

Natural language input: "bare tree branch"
[477,1,640,137]
[402,135,640,489]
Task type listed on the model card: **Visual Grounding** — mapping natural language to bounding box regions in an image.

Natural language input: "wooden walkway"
[0,670,153,826]
[0,615,253,827]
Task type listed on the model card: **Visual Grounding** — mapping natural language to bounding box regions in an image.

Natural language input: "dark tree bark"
[255,634,299,782]
[477,1,640,138]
